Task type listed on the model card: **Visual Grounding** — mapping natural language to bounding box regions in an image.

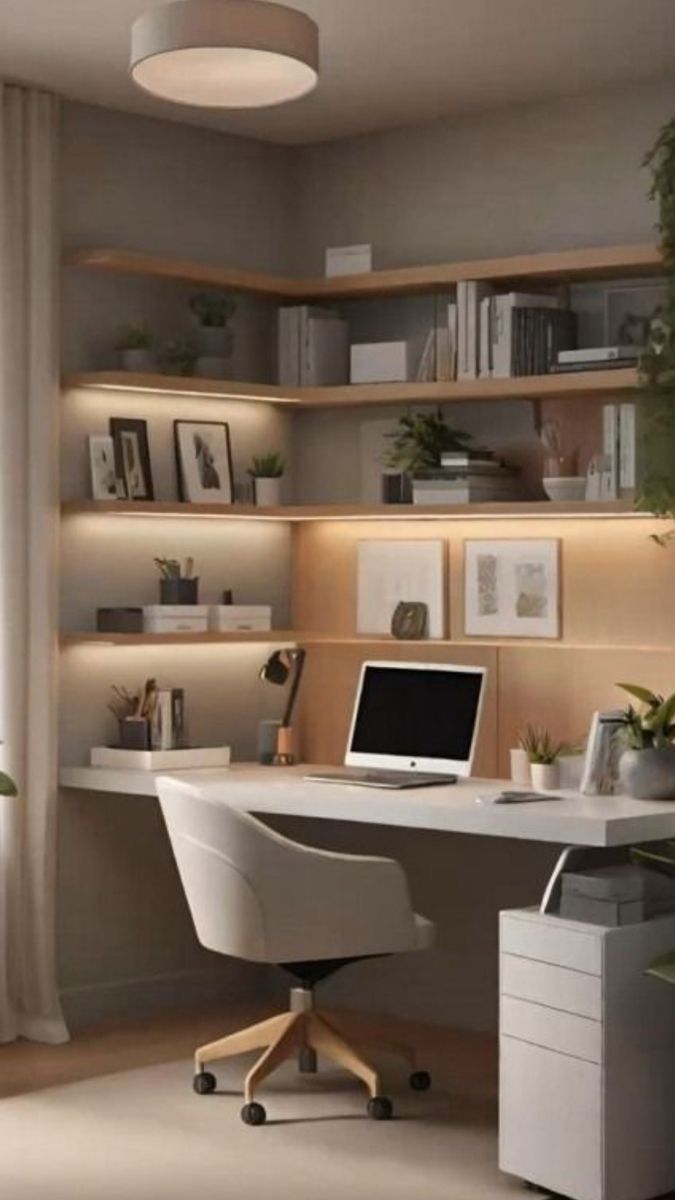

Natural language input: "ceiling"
[2,0,675,145]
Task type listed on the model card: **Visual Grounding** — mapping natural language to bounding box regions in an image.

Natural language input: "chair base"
[193,988,424,1107]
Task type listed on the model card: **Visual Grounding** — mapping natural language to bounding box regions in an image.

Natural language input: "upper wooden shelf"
[64,243,662,302]
[65,367,638,409]
[61,630,299,647]
[62,499,643,522]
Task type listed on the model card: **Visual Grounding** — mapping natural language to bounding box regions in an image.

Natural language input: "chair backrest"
[157,774,419,965]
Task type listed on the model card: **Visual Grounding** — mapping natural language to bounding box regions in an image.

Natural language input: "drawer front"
[501,953,602,1020]
[500,1035,603,1200]
[501,995,603,1063]
[501,913,602,975]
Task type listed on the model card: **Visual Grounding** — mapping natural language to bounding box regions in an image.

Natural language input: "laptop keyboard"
[304,769,458,790]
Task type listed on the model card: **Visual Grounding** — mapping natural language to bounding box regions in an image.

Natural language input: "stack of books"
[412,451,520,505]
[455,284,576,379]
[417,302,458,382]
[551,346,640,374]
[278,305,349,386]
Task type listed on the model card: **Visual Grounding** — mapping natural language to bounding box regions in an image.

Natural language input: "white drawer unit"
[499,908,675,1200]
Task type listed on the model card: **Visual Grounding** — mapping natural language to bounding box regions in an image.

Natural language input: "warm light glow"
[133,45,317,108]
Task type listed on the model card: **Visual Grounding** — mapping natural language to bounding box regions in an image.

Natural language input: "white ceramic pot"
[120,348,155,372]
[510,748,531,786]
[194,324,234,359]
[618,747,675,800]
[530,762,559,792]
[254,477,282,507]
[195,355,230,379]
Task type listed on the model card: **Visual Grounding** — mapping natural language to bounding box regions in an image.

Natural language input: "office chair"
[157,775,435,1125]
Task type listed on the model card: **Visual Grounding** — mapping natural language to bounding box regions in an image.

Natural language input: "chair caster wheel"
[241,1102,267,1126]
[193,1071,216,1095]
[367,1096,393,1121]
[409,1070,431,1092]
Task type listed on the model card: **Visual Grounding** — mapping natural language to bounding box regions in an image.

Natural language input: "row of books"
[278,305,349,386]
[603,402,637,498]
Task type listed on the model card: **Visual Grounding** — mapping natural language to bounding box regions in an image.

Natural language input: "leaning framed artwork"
[464,539,560,639]
[174,420,234,504]
[109,418,154,501]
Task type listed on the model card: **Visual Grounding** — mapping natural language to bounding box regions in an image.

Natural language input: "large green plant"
[616,682,675,749]
[637,119,675,538]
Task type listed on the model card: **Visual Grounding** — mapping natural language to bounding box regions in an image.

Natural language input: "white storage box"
[325,243,372,277]
[90,746,231,770]
[143,605,208,634]
[209,605,272,632]
[350,341,411,384]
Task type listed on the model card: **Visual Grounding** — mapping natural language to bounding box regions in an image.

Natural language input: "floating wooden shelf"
[64,243,662,302]
[61,499,645,522]
[61,630,299,647]
[64,367,638,409]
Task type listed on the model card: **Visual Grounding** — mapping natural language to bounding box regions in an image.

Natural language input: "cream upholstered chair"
[157,775,435,1126]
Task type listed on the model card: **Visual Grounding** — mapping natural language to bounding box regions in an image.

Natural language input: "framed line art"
[174,420,233,504]
[109,418,154,501]
[464,539,560,640]
[88,435,120,501]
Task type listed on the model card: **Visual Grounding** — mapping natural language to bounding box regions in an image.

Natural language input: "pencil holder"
[159,577,199,605]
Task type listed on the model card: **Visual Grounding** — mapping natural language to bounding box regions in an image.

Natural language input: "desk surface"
[60,763,675,848]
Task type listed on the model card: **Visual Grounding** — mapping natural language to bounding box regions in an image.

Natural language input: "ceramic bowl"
[543,476,587,502]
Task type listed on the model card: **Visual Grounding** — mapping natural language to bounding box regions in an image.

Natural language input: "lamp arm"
[281,650,306,728]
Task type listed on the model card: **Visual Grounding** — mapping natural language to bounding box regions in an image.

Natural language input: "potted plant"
[248,452,285,507]
[160,338,197,378]
[383,409,478,504]
[155,556,199,605]
[117,321,155,372]
[519,724,567,791]
[189,291,237,378]
[615,683,675,800]
[0,765,17,797]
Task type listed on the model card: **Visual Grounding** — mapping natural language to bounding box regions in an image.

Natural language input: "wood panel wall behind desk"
[292,517,675,776]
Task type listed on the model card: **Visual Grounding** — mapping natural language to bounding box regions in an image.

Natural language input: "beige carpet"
[0,1054,530,1200]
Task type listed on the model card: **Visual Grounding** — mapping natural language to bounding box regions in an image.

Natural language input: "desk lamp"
[259,648,306,765]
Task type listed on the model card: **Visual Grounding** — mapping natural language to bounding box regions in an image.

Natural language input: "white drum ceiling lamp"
[130,0,319,109]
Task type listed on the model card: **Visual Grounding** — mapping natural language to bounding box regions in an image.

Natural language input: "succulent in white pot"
[248,452,285,507]
[615,683,675,801]
[117,321,155,372]
[189,291,236,374]
[519,724,568,792]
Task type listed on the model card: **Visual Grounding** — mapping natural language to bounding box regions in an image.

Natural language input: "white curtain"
[0,84,67,1044]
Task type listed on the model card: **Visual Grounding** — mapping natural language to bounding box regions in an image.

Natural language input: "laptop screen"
[347,663,484,772]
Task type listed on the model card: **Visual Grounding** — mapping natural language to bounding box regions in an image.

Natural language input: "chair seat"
[414,913,435,952]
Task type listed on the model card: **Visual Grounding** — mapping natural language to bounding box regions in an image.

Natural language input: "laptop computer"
[305,660,486,790]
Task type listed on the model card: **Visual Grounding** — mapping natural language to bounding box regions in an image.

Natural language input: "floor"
[0,1004,529,1200]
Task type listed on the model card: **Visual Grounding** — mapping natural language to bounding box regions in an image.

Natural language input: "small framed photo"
[604,283,667,349]
[109,418,154,501]
[88,435,119,501]
[174,421,233,504]
[464,539,560,639]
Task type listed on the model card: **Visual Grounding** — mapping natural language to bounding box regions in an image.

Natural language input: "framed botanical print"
[464,539,560,639]
[109,418,154,501]
[174,421,234,504]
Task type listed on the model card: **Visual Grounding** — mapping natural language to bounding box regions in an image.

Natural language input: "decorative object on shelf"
[248,451,284,506]
[519,724,568,792]
[106,678,187,754]
[161,337,197,377]
[509,747,531,786]
[615,682,675,800]
[88,434,120,501]
[579,710,625,795]
[391,601,428,641]
[107,679,156,751]
[189,290,237,377]
[357,539,445,638]
[154,556,199,605]
[543,476,586,502]
[585,453,616,502]
[605,283,667,350]
[144,605,208,632]
[278,303,349,386]
[109,417,154,500]
[116,321,155,372]
[383,409,480,504]
[97,607,144,634]
[539,418,580,481]
[464,539,560,639]
[209,605,272,632]
[259,648,306,766]
[325,243,372,278]
[351,340,411,384]
[174,419,233,504]
[130,0,319,109]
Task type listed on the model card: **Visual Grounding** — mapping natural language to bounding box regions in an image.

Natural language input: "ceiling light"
[130,0,319,109]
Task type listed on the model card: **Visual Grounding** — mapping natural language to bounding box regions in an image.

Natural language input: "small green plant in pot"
[383,409,481,504]
[189,291,237,373]
[117,321,155,372]
[160,338,197,378]
[519,724,568,792]
[615,683,675,800]
[248,452,285,507]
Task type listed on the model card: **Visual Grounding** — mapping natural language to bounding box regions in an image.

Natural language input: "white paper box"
[209,605,272,632]
[350,341,411,384]
[143,605,208,633]
[325,243,372,277]
[90,746,231,770]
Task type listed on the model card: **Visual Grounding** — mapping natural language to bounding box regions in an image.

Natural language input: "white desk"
[59,763,675,847]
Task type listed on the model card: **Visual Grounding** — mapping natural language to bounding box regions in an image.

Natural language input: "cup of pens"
[154,556,199,605]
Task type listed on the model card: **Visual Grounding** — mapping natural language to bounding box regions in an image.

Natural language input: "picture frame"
[174,420,234,505]
[464,538,560,639]
[109,418,154,501]
[88,435,120,501]
[604,282,667,349]
[357,539,446,637]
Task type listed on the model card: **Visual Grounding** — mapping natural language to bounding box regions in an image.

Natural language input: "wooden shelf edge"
[63,243,662,301]
[61,630,299,647]
[64,372,301,405]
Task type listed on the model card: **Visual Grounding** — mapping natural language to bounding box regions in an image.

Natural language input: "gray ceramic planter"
[619,746,675,800]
